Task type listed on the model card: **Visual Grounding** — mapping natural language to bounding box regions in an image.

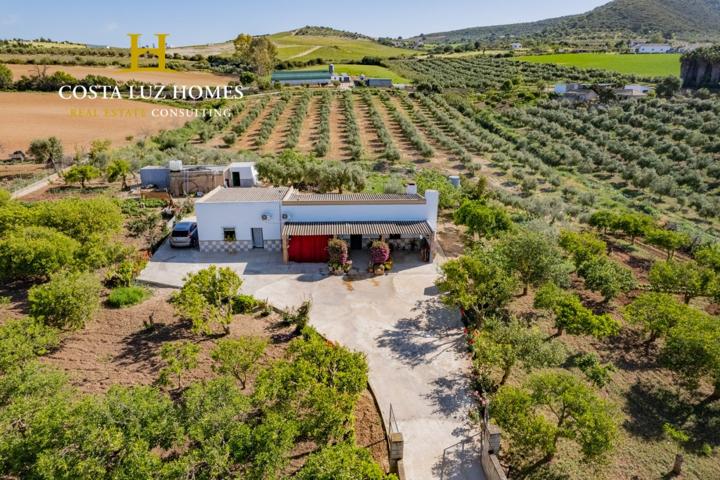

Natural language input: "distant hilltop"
[411,0,720,43]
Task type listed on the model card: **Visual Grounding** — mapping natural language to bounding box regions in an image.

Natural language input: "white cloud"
[104,22,119,32]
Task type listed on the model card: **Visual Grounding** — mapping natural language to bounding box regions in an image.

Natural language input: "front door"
[251,228,264,248]
[350,235,363,250]
[232,171,241,187]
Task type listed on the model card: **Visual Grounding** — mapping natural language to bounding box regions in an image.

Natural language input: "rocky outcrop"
[681,46,720,88]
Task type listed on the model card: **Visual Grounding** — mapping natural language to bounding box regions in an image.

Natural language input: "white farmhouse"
[194,184,440,263]
[511,43,523,50]
[633,43,673,54]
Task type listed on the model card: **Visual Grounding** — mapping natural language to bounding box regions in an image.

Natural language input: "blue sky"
[1,0,611,46]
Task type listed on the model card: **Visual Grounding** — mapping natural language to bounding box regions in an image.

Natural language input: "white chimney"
[406,182,417,195]
[424,189,439,232]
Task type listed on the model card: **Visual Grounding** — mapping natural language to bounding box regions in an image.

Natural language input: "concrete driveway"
[140,243,483,480]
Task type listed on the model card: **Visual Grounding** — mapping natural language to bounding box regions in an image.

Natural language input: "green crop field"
[297,63,410,83]
[269,32,418,62]
[515,53,681,77]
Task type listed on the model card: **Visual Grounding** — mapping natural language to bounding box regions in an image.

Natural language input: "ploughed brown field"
[6,64,235,86]
[0,92,188,154]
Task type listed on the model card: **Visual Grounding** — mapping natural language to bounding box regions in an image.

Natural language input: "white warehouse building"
[194,184,440,263]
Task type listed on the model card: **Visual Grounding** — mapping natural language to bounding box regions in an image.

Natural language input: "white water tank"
[448,175,461,188]
[168,160,183,172]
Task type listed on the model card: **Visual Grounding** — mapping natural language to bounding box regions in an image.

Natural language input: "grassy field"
[297,63,410,83]
[515,53,681,77]
[269,31,417,62]
[169,31,418,63]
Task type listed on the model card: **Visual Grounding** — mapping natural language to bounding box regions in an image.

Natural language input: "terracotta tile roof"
[282,221,433,236]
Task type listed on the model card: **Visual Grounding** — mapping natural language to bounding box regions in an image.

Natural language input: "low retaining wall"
[199,239,282,253]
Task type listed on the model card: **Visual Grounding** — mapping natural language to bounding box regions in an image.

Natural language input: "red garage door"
[288,235,331,263]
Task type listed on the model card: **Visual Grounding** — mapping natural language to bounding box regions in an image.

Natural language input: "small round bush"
[106,286,150,308]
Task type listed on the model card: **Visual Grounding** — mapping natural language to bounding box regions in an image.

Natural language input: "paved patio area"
[139,243,483,479]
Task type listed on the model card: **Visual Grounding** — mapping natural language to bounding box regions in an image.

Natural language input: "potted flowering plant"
[327,238,352,275]
[369,240,390,275]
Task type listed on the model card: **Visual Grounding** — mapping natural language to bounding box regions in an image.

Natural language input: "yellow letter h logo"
[127,33,169,71]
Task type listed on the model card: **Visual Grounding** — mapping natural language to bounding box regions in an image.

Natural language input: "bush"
[369,241,390,265]
[104,256,148,287]
[0,226,79,281]
[106,286,150,308]
[296,443,390,480]
[0,317,60,372]
[28,270,102,330]
[327,238,349,267]
[232,294,258,314]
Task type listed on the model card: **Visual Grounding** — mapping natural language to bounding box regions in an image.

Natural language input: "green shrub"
[28,270,102,330]
[106,286,150,308]
[0,317,60,372]
[0,226,79,281]
[296,443,391,480]
[232,294,258,314]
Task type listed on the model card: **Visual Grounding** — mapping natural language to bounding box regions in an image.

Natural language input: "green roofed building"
[271,67,333,86]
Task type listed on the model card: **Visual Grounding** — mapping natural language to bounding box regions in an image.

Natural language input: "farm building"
[140,160,258,197]
[633,43,673,54]
[271,66,333,86]
[366,78,393,88]
[194,184,439,263]
[563,89,599,103]
[510,43,522,50]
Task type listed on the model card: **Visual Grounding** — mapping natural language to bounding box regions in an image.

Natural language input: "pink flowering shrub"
[370,240,390,265]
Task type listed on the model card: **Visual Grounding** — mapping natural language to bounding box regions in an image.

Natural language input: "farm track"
[237,96,279,151]
[370,94,422,162]
[326,95,348,160]
[353,96,384,157]
[262,95,299,154]
[296,94,320,154]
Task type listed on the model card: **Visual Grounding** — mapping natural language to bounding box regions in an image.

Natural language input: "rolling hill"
[415,0,720,43]
[168,27,417,62]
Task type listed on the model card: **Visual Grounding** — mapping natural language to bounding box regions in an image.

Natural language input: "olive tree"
[471,317,565,391]
[436,249,518,323]
[172,265,243,335]
[578,255,636,303]
[63,165,101,189]
[158,341,200,389]
[649,260,717,304]
[624,292,694,348]
[661,312,720,404]
[534,283,620,338]
[296,443,390,480]
[498,229,569,295]
[211,337,268,389]
[491,372,618,473]
[454,199,512,240]
[28,137,63,168]
[28,270,102,330]
[646,229,690,260]
[0,226,79,281]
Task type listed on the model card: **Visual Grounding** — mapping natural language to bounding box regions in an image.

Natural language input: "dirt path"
[297,94,320,154]
[371,94,423,162]
[261,95,298,154]
[353,94,384,157]
[236,96,279,151]
[326,94,347,160]
[288,45,321,59]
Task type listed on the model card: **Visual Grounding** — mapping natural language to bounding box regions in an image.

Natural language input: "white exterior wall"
[637,45,671,53]
[195,200,282,241]
[281,203,429,223]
